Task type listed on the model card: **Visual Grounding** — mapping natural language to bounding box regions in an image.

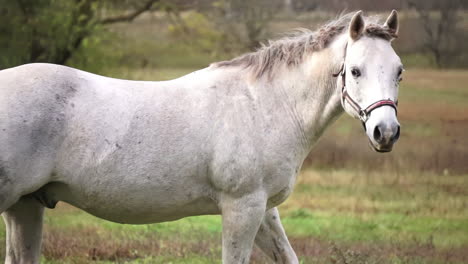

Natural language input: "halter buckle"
[358,110,369,123]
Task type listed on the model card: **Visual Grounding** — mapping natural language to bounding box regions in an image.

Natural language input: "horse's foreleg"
[221,193,267,264]
[254,207,298,264]
[2,196,44,264]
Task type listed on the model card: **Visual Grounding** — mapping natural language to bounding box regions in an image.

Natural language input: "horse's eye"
[351,68,361,77]
[397,67,404,82]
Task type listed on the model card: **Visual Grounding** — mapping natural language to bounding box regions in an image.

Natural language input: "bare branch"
[99,0,160,24]
[406,0,462,68]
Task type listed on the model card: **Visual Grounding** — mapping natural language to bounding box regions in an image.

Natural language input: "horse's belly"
[80,197,220,224]
[46,181,220,224]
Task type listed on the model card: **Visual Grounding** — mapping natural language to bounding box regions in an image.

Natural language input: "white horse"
[0,10,401,264]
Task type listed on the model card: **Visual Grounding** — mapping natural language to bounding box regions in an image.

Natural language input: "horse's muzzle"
[368,121,400,153]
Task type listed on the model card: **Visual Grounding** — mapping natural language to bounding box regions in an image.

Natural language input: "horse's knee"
[3,196,44,264]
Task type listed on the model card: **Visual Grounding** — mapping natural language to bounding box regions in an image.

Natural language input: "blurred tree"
[285,0,404,12]
[0,0,160,68]
[283,0,294,14]
[291,0,318,12]
[167,11,225,56]
[163,0,283,52]
[207,0,282,49]
[407,0,465,67]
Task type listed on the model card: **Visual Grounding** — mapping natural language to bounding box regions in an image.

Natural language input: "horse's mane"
[213,12,397,78]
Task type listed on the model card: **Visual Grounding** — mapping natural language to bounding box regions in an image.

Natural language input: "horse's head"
[339,10,402,152]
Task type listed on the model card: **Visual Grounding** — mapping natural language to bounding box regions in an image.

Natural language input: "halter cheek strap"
[333,50,398,125]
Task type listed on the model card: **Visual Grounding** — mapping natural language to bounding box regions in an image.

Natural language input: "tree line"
[0,0,466,69]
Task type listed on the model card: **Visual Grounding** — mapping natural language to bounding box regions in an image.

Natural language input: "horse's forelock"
[365,24,398,41]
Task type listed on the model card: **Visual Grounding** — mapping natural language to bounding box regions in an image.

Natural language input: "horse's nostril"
[373,125,382,143]
[393,125,400,142]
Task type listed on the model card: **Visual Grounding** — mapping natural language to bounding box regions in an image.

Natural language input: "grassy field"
[0,68,467,263]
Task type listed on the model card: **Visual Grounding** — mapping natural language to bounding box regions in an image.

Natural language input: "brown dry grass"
[280,169,467,218]
[35,226,468,264]
[41,225,220,263]
[39,227,468,263]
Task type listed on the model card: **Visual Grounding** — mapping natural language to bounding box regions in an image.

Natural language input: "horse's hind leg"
[2,196,44,264]
[254,207,298,264]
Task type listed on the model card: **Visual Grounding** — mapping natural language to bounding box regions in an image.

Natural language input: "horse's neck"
[267,35,347,157]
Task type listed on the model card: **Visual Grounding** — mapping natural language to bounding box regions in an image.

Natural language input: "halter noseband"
[333,44,398,126]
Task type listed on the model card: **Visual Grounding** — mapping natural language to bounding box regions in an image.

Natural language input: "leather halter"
[333,45,398,125]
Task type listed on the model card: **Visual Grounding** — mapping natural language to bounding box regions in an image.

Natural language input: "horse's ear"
[384,9,399,35]
[349,10,365,41]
